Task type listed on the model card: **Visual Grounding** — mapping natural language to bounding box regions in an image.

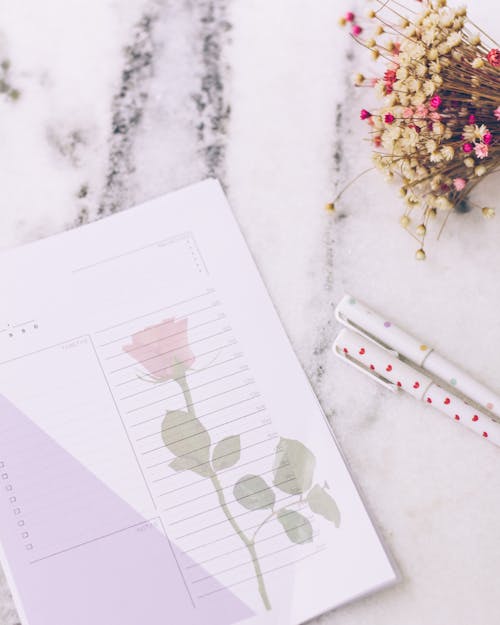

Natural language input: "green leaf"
[277,508,313,544]
[307,484,341,527]
[273,438,316,495]
[212,435,241,472]
[162,409,212,477]
[169,456,201,473]
[233,474,275,511]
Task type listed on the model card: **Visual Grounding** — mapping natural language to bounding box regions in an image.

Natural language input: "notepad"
[0,180,396,625]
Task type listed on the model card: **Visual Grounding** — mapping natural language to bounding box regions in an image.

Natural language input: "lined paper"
[0,180,396,625]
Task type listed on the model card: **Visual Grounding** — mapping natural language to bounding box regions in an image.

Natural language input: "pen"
[333,328,500,447]
[335,294,500,420]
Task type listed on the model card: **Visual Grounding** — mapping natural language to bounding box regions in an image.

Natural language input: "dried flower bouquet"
[333,0,500,259]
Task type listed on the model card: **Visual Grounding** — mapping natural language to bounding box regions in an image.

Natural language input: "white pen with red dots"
[333,328,500,447]
[335,294,500,421]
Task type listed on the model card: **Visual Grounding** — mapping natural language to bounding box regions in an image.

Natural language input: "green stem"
[176,371,272,611]
[211,473,272,611]
[178,373,195,417]
[252,496,304,544]
[252,510,275,542]
[246,539,271,611]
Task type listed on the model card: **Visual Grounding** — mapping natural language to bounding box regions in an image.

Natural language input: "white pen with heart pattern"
[335,294,500,421]
[333,328,500,448]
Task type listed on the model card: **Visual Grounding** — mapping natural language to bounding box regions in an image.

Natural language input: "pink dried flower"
[415,105,428,118]
[483,132,493,145]
[345,11,355,22]
[430,95,442,109]
[374,135,382,147]
[383,69,397,95]
[384,113,395,124]
[360,109,372,120]
[487,48,500,67]
[429,111,441,122]
[384,69,397,84]
[453,178,467,191]
[475,143,489,159]
[462,142,473,153]
[403,107,414,118]
[495,106,500,121]
[468,114,476,124]
[352,24,363,36]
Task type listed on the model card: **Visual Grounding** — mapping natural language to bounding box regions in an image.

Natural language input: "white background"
[1,1,499,624]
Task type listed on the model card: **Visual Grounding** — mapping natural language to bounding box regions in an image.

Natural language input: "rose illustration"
[121,316,341,612]
[123,317,195,380]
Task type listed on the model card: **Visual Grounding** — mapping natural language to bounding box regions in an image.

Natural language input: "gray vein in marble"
[46,128,87,168]
[310,48,355,394]
[0,60,20,102]
[0,567,18,625]
[96,11,157,218]
[79,0,232,225]
[192,0,231,182]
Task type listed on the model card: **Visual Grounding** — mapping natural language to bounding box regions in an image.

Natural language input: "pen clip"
[335,307,400,357]
[332,338,398,393]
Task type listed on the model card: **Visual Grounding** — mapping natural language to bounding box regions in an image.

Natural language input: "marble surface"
[1,1,500,623]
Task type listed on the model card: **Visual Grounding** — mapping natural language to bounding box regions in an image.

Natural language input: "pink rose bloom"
[453,178,467,191]
[474,143,489,159]
[123,318,195,379]
[462,143,473,153]
[483,133,493,145]
[403,107,414,119]
[495,106,500,121]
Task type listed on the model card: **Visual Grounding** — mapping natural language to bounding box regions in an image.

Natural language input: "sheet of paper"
[0,179,396,625]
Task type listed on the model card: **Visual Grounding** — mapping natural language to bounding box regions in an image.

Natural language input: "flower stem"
[247,539,271,611]
[177,372,272,610]
[178,372,195,417]
[210,473,272,610]
[331,167,375,205]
